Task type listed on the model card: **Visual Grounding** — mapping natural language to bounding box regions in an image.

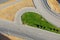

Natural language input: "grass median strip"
[21,12,60,34]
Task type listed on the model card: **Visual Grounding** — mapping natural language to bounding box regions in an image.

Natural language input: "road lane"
[0,19,60,40]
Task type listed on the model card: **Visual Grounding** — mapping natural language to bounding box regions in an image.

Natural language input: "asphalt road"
[0,0,60,40]
[0,19,60,40]
[33,0,60,27]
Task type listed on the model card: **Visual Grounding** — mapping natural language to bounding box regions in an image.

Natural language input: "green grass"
[21,12,60,34]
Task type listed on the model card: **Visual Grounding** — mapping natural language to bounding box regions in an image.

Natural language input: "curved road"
[0,0,60,40]
[0,19,60,40]
[33,0,60,27]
